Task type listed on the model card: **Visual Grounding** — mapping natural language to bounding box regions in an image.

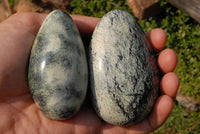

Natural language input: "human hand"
[0,12,179,134]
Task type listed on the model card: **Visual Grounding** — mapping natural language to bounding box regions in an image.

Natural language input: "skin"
[0,12,179,134]
[158,48,178,73]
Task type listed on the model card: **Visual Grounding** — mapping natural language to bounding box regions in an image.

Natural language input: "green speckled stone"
[89,10,159,125]
[28,10,88,120]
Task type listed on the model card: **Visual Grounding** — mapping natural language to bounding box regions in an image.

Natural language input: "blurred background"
[0,0,200,133]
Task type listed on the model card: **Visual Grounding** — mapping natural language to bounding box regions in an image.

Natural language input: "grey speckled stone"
[89,10,160,125]
[28,10,88,120]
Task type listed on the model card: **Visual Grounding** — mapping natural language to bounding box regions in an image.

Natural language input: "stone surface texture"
[28,10,88,120]
[89,10,159,125]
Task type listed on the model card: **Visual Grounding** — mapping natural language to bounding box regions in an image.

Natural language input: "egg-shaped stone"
[89,10,160,125]
[28,10,88,120]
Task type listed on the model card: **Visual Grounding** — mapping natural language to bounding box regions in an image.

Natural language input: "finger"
[160,72,180,97]
[11,13,100,38]
[0,12,47,96]
[7,13,100,38]
[158,48,178,73]
[146,95,173,132]
[2,12,47,36]
[126,95,173,133]
[71,15,100,38]
[147,28,167,52]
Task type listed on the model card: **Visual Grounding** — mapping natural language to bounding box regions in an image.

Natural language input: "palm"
[0,13,101,134]
[0,12,178,134]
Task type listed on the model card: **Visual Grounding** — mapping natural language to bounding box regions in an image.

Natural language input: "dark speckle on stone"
[28,10,88,120]
[89,10,159,125]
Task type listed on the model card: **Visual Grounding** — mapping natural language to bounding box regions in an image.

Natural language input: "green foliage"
[139,0,200,101]
[153,102,200,134]
[71,0,200,133]
[8,0,15,6]
[71,0,200,101]
[140,1,200,131]
[8,0,19,7]
[71,0,132,18]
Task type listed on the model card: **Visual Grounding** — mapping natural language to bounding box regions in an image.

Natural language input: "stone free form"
[89,10,160,125]
[28,10,88,120]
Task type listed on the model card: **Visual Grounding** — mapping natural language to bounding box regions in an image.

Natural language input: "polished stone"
[89,10,160,125]
[28,10,88,120]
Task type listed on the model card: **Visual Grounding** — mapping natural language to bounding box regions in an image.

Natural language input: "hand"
[0,12,179,134]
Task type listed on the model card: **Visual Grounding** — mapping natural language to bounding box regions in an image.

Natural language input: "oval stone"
[28,10,88,120]
[89,10,160,125]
